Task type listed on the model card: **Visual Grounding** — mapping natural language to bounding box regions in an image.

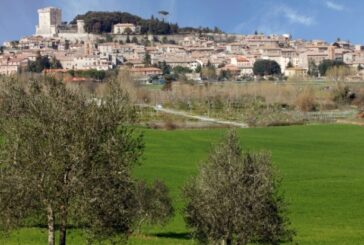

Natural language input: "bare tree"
[183,130,294,245]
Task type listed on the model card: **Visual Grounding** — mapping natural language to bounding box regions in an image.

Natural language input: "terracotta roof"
[235,56,250,62]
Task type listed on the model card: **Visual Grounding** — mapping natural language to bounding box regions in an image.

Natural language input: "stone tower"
[77,20,86,34]
[35,7,62,37]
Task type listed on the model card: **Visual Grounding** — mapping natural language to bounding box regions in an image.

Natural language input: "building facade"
[113,23,137,34]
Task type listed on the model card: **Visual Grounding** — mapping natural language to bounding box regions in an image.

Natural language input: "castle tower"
[35,7,62,37]
[77,20,85,34]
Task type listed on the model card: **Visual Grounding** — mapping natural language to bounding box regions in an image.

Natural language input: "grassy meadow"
[2,124,364,244]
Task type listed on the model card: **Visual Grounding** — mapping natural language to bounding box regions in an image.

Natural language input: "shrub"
[326,66,354,81]
[164,120,178,130]
[318,59,346,76]
[295,88,317,112]
[352,89,364,108]
[331,84,355,105]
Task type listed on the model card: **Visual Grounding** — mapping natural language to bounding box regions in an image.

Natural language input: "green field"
[2,124,364,244]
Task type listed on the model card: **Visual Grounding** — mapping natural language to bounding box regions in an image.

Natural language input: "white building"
[65,55,110,71]
[230,56,254,75]
[113,23,137,34]
[36,7,62,36]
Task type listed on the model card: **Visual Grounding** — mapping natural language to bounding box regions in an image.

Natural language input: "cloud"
[233,4,314,35]
[325,1,344,11]
[277,6,315,26]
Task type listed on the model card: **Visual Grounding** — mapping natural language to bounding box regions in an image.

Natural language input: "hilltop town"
[4,4,364,245]
[1,6,363,82]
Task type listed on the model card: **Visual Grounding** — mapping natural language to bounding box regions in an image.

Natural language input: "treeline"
[71,11,223,35]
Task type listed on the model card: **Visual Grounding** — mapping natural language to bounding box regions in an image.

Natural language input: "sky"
[0,0,363,45]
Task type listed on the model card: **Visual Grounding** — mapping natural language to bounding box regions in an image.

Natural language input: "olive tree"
[183,130,294,245]
[0,78,172,244]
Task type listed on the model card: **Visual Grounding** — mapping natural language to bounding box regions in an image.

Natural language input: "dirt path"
[139,104,249,128]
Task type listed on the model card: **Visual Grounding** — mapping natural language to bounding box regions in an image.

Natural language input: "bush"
[326,66,354,81]
[352,89,364,108]
[173,66,193,74]
[164,120,178,130]
[295,88,317,112]
[68,69,106,80]
[331,84,355,105]
[318,60,346,76]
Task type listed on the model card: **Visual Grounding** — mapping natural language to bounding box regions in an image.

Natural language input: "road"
[139,104,249,128]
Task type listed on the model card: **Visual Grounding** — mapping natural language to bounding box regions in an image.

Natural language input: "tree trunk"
[59,205,68,245]
[47,205,55,245]
[226,237,232,245]
[59,170,70,245]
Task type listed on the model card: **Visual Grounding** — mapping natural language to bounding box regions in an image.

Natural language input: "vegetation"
[138,125,364,245]
[253,60,281,76]
[183,130,294,245]
[131,82,354,126]
[201,61,217,80]
[144,53,152,67]
[157,61,172,75]
[330,83,356,105]
[295,88,317,112]
[71,11,223,35]
[132,36,139,44]
[0,78,172,245]
[326,65,354,81]
[308,60,319,77]
[28,54,62,73]
[134,180,174,233]
[318,59,346,77]
[286,61,294,68]
[1,69,364,245]
[68,69,107,80]
[173,66,193,75]
[219,69,232,80]
[2,125,364,244]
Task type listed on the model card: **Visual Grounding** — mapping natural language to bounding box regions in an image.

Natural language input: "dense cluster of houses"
[1,7,364,81]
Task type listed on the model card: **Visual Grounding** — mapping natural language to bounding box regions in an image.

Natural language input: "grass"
[2,124,364,244]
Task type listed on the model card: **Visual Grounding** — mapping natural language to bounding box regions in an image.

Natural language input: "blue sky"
[0,0,362,45]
